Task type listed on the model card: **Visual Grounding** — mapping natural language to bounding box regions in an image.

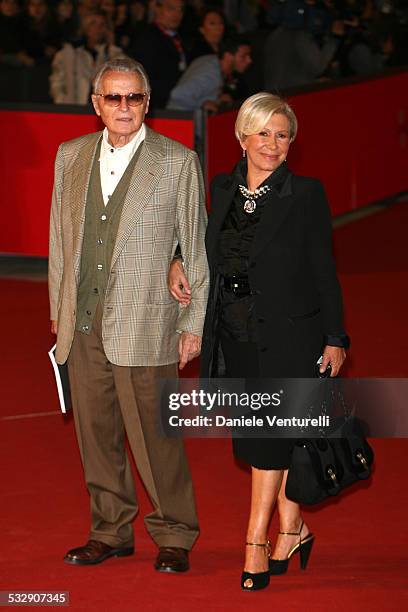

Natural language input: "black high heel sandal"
[269,520,314,575]
[241,540,271,591]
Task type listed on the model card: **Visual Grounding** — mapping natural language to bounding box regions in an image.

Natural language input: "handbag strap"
[335,384,352,419]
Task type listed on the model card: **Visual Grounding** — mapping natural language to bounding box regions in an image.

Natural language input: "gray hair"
[235,92,298,143]
[93,58,151,94]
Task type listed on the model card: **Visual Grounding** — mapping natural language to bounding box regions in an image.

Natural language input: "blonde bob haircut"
[235,92,298,143]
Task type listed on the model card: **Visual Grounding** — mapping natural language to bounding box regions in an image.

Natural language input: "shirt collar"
[155,22,177,37]
[234,158,289,189]
[100,123,146,162]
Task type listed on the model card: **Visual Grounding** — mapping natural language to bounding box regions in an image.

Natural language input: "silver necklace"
[238,184,270,214]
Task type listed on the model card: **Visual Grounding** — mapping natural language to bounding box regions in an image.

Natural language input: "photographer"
[264,0,344,90]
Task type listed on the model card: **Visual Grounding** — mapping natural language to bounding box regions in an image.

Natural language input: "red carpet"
[1,202,407,610]
[334,201,408,377]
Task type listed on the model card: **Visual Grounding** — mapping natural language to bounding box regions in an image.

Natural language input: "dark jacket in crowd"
[188,36,214,63]
[21,15,60,60]
[0,14,24,54]
[129,23,185,108]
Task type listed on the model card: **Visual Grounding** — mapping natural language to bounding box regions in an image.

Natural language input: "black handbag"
[285,385,374,505]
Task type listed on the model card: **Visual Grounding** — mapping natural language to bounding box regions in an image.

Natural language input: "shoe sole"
[64,547,134,565]
[154,566,189,573]
[241,585,270,591]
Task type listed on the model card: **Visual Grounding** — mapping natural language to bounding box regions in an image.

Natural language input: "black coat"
[200,166,346,378]
[129,24,184,109]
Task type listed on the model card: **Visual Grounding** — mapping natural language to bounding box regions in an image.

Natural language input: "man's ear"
[91,94,101,116]
[145,96,150,115]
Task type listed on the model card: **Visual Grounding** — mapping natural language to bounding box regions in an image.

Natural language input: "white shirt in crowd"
[99,123,146,205]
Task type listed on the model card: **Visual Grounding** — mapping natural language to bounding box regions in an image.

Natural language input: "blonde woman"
[169,93,349,590]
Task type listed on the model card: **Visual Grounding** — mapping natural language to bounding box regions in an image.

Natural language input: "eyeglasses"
[95,92,148,107]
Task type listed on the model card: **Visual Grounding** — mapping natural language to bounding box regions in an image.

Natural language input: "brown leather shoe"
[64,539,134,565]
[154,547,190,573]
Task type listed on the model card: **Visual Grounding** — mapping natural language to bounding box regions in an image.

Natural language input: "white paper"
[48,344,67,414]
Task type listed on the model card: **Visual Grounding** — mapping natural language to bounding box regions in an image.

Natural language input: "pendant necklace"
[238,184,270,214]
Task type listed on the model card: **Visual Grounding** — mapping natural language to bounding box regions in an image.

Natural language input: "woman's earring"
[242,149,246,158]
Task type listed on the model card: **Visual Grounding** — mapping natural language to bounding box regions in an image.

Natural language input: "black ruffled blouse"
[217,160,289,343]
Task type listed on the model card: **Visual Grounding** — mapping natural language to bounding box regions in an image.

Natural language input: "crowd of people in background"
[1,0,407,107]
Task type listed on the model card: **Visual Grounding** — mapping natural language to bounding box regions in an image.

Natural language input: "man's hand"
[51,320,58,335]
[218,93,233,107]
[168,259,191,306]
[320,346,346,377]
[178,332,201,370]
[202,100,219,114]
[17,51,35,67]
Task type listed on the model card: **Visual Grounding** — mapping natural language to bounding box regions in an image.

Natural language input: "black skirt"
[221,337,293,470]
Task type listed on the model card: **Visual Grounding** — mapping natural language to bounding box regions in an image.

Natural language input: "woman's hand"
[320,346,346,377]
[168,259,191,306]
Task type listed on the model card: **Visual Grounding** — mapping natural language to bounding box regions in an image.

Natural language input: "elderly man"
[49,58,209,572]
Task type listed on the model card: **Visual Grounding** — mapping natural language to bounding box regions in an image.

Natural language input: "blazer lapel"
[206,175,237,265]
[111,126,165,268]
[249,171,295,260]
[71,132,101,278]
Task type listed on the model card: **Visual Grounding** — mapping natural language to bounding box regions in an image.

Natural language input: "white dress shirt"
[99,123,146,205]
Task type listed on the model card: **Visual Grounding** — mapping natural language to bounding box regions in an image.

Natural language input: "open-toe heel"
[299,535,314,570]
[241,540,271,591]
[269,520,315,575]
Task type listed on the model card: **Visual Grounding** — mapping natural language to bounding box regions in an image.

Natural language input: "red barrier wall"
[206,71,408,216]
[0,110,194,256]
[1,72,407,256]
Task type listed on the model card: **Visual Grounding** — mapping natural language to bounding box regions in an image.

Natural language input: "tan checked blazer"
[49,126,209,366]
